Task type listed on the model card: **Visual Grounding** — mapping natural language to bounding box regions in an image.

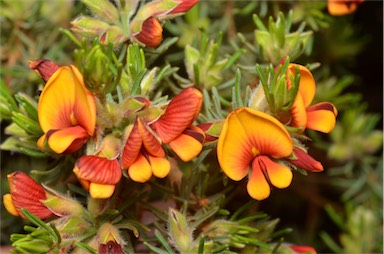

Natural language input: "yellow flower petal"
[89,183,115,199]
[328,0,362,15]
[47,126,89,154]
[3,194,18,216]
[290,93,307,132]
[288,64,316,107]
[247,160,270,200]
[306,102,337,133]
[69,65,96,136]
[149,156,171,178]
[128,154,152,183]
[38,66,75,132]
[169,133,203,162]
[259,156,293,189]
[38,66,95,135]
[217,107,293,181]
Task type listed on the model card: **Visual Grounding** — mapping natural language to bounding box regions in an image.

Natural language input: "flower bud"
[168,0,199,15]
[133,17,163,48]
[28,59,60,83]
[71,16,110,38]
[41,194,86,218]
[4,171,53,219]
[97,223,124,253]
[168,208,195,253]
[81,0,120,24]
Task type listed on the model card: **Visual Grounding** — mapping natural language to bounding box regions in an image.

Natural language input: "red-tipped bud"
[134,17,163,48]
[28,59,60,83]
[4,171,53,219]
[289,147,324,172]
[169,0,199,15]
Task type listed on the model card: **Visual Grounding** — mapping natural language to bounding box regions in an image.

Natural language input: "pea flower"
[37,65,96,154]
[122,87,204,183]
[3,171,53,219]
[328,0,364,16]
[217,107,293,200]
[287,64,338,133]
[74,135,122,199]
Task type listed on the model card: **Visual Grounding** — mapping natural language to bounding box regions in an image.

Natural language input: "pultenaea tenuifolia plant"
[1,0,382,253]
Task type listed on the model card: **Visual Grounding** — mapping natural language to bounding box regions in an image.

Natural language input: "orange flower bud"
[4,171,53,219]
[134,17,163,48]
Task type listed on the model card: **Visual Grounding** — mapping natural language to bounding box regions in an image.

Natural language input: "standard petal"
[151,88,203,143]
[306,102,337,133]
[217,107,293,181]
[47,126,89,154]
[70,65,96,136]
[247,159,271,200]
[138,119,165,157]
[258,156,293,189]
[89,183,116,199]
[75,156,122,184]
[8,171,53,219]
[38,66,76,132]
[169,133,203,162]
[128,154,152,183]
[149,155,171,178]
[289,64,316,107]
[289,93,307,132]
[122,122,142,169]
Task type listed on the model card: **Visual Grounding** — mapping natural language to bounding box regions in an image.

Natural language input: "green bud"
[42,194,87,218]
[11,112,43,136]
[168,208,195,253]
[185,45,200,81]
[14,93,38,121]
[100,25,128,45]
[140,67,158,95]
[81,0,120,24]
[71,16,110,38]
[56,217,91,235]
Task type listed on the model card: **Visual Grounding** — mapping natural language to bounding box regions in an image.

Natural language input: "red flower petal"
[151,88,203,143]
[75,156,122,184]
[122,122,143,169]
[138,118,165,157]
[134,17,163,48]
[7,171,53,219]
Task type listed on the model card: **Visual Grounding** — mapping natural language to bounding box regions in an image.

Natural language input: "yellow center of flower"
[70,112,78,125]
[252,147,259,156]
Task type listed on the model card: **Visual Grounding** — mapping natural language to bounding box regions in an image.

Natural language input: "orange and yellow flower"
[328,0,364,16]
[122,88,204,183]
[287,64,338,133]
[37,65,96,154]
[217,107,293,200]
[3,171,54,219]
